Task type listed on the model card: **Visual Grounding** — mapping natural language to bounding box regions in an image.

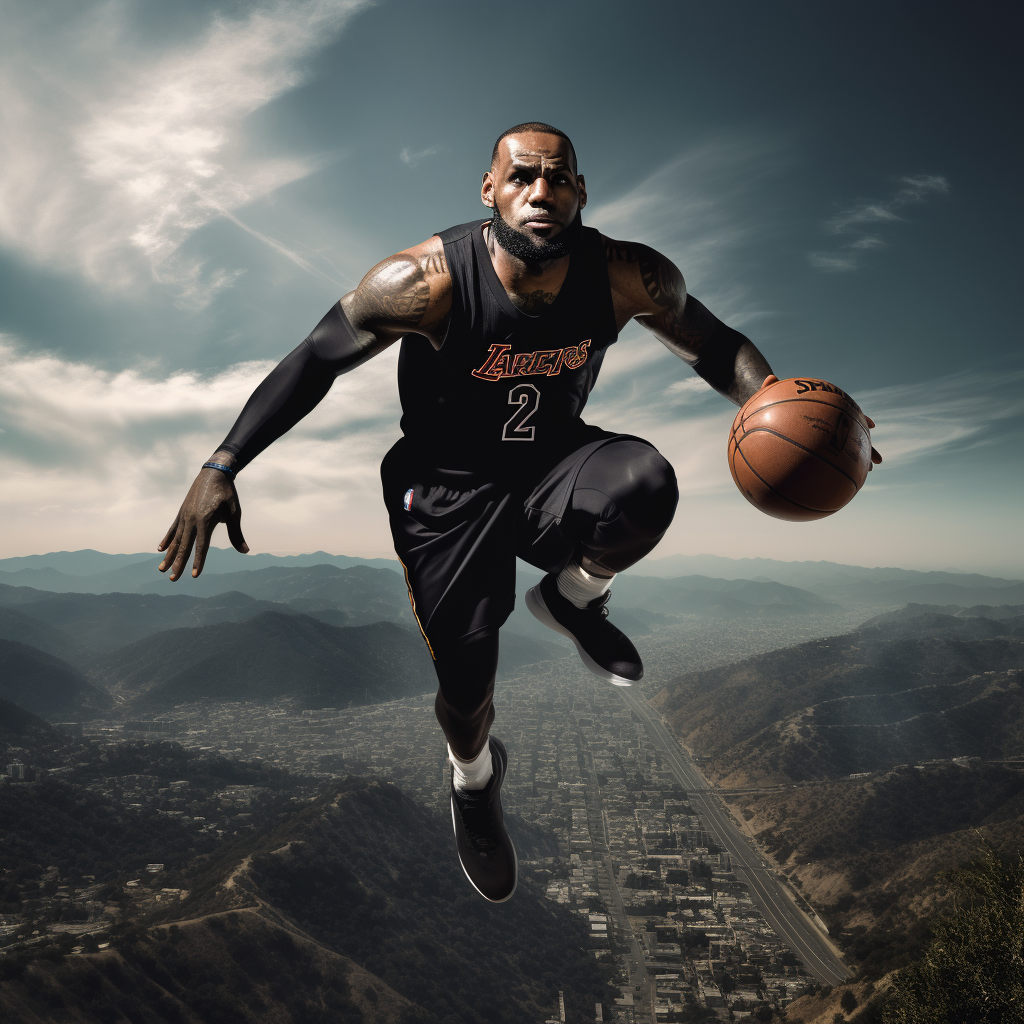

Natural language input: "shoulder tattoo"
[424,250,448,277]
[605,237,687,311]
[638,249,685,308]
[351,255,430,328]
[605,239,638,264]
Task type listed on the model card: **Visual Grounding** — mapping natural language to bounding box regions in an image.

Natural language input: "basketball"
[728,377,872,521]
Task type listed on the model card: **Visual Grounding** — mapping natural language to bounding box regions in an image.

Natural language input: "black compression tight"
[434,630,499,762]
[434,439,678,759]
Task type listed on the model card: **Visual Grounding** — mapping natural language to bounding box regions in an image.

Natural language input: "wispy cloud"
[665,377,713,397]
[807,252,858,272]
[826,175,949,234]
[587,133,786,327]
[0,0,365,307]
[859,364,1024,464]
[809,174,949,272]
[400,145,442,167]
[0,335,402,557]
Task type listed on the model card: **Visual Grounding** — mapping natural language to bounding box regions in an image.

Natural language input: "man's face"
[482,132,587,254]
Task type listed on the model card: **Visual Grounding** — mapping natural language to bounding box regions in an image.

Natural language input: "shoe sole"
[451,740,518,904]
[525,585,639,686]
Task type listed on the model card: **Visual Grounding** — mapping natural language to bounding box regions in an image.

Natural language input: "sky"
[1,0,1021,575]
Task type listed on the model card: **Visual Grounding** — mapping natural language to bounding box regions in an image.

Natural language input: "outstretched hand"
[157,459,248,581]
[757,375,882,468]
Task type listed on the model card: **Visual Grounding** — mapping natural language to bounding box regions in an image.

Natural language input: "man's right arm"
[157,238,451,581]
[216,242,451,472]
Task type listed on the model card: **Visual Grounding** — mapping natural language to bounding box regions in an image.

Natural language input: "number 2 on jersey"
[502,383,540,441]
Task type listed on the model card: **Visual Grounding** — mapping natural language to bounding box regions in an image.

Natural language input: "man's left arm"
[605,237,881,463]
[606,238,771,406]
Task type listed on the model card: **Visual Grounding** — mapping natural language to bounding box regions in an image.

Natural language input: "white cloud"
[826,175,950,234]
[810,174,949,272]
[847,236,886,251]
[0,0,366,306]
[807,252,858,272]
[400,145,442,167]
[665,377,712,397]
[824,202,902,234]
[0,335,402,557]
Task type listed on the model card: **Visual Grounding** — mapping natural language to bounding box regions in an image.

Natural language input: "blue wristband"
[202,461,235,480]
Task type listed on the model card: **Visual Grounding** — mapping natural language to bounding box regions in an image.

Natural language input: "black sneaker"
[450,736,517,903]
[526,572,643,686]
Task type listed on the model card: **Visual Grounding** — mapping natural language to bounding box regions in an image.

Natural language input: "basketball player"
[157,123,880,903]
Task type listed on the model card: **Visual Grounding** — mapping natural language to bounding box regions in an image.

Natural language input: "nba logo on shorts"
[403,487,414,511]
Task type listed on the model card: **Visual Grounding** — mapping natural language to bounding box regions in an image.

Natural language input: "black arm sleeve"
[217,302,366,472]
[684,296,746,391]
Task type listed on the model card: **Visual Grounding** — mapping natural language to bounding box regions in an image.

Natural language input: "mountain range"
[0,550,840,623]
[0,610,567,720]
[0,640,114,720]
[6,547,1022,610]
[89,614,438,713]
[652,609,1024,788]
[0,547,401,581]
[0,695,58,752]
[728,761,1024,977]
[5,546,1022,727]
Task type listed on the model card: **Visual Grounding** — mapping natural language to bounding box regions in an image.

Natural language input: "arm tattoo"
[605,237,702,350]
[349,255,430,329]
[638,248,685,309]
[424,251,447,277]
[635,249,703,352]
[605,235,772,404]
[605,239,637,264]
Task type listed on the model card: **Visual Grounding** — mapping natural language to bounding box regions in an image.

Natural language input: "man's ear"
[481,170,495,209]
[577,174,587,210]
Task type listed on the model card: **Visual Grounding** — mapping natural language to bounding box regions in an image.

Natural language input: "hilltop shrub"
[882,844,1024,1024]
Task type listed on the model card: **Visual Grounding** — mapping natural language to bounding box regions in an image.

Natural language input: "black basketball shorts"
[380,428,654,653]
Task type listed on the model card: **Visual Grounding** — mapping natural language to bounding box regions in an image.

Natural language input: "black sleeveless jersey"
[397,219,618,475]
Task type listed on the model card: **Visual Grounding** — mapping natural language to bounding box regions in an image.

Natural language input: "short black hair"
[491,122,577,172]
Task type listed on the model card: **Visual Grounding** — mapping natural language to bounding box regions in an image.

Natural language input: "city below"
[7,654,852,1022]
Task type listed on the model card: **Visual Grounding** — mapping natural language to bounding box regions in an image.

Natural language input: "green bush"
[882,844,1024,1024]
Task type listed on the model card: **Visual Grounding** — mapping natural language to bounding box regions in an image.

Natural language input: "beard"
[490,207,583,263]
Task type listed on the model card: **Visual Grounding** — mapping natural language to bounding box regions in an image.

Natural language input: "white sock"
[556,560,614,609]
[449,742,493,792]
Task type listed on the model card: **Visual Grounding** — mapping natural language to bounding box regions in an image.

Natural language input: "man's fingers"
[168,523,197,582]
[226,502,249,555]
[159,517,186,573]
[761,374,779,389]
[157,515,180,556]
[865,416,876,429]
[192,521,211,578]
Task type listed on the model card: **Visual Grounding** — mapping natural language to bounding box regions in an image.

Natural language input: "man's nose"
[527,176,552,204]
